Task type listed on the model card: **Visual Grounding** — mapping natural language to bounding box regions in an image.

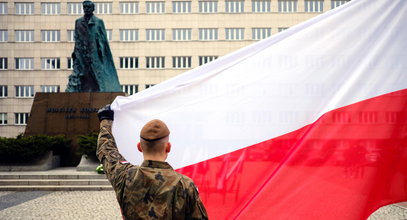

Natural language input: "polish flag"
[111,0,407,219]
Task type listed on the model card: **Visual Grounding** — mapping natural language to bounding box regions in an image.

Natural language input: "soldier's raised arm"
[96,105,129,187]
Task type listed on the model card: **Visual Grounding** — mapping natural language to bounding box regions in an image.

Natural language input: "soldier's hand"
[97,104,114,121]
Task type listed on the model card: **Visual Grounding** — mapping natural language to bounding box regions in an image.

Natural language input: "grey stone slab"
[48,174,79,179]
[0,191,121,219]
[0,175,19,180]
[89,180,110,185]
[0,191,52,211]
[0,180,29,186]
[78,174,106,179]
[19,175,49,179]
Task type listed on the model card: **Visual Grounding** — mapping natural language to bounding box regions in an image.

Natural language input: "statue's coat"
[66,15,121,92]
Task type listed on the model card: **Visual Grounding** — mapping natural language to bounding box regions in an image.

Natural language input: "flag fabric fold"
[111,0,407,219]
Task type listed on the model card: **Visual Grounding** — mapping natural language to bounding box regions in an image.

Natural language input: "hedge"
[77,132,98,158]
[0,134,71,164]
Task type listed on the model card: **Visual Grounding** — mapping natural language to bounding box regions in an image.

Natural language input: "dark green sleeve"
[96,120,129,196]
[186,182,209,220]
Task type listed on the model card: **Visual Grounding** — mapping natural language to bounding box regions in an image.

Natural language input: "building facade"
[0,0,349,137]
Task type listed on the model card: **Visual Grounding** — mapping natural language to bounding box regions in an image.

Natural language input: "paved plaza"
[0,190,406,219]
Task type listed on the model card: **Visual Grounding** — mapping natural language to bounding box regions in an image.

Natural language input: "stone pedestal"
[24,92,125,166]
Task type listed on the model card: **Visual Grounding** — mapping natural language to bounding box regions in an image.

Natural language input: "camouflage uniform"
[97,120,208,219]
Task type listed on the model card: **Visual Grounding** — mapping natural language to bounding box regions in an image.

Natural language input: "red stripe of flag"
[178,89,407,219]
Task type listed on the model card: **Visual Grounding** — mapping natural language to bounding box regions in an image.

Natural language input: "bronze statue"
[66,0,121,92]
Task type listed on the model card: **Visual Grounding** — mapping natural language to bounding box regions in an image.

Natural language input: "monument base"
[24,92,125,166]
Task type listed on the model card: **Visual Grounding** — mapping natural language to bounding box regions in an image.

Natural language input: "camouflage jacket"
[97,120,208,220]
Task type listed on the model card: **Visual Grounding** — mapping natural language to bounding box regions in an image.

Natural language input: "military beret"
[140,119,170,142]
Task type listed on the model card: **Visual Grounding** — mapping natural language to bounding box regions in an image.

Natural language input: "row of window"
[0,56,218,70]
[0,27,285,42]
[0,1,350,15]
[0,113,29,125]
[0,108,400,126]
[0,84,149,99]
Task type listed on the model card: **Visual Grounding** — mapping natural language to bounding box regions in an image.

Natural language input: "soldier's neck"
[143,154,167,162]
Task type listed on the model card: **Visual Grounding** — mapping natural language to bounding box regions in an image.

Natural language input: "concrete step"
[0,167,112,191]
[0,185,113,191]
[0,179,110,186]
[0,173,106,180]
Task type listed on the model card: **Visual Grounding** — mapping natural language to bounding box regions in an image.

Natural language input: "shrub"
[77,132,98,158]
[0,134,71,164]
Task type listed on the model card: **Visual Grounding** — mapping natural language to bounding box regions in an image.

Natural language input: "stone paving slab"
[0,190,406,219]
[0,167,105,180]
[0,191,121,220]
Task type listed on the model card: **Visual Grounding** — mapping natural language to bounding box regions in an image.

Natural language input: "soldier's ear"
[137,142,143,152]
[165,142,171,153]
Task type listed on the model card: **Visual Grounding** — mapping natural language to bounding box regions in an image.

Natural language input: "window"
[146,57,165,69]
[67,57,73,69]
[199,56,218,65]
[120,29,138,41]
[331,0,350,9]
[199,1,218,13]
[0,30,7,42]
[0,113,7,125]
[15,3,34,15]
[172,28,191,41]
[252,0,271,12]
[15,113,29,125]
[41,3,60,15]
[41,58,60,70]
[225,0,244,13]
[278,27,289,32]
[146,1,165,13]
[0,85,7,97]
[0,2,7,14]
[225,28,244,40]
[95,2,112,14]
[41,30,60,42]
[145,84,155,89]
[172,56,191,68]
[199,28,218,40]
[106,29,112,41]
[15,85,34,98]
[0,58,7,70]
[120,2,139,14]
[120,57,139,69]
[278,0,297,12]
[146,29,165,41]
[67,30,75,42]
[252,28,271,40]
[15,30,34,42]
[68,2,83,15]
[15,58,34,70]
[122,85,138,95]
[41,85,60,93]
[172,1,191,13]
[305,0,323,12]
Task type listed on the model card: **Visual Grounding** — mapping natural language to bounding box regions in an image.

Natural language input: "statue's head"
[83,0,95,16]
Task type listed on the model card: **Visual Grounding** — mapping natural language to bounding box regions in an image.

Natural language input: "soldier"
[96,105,208,219]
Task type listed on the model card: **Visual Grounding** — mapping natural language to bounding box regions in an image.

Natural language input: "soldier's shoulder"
[176,172,197,189]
